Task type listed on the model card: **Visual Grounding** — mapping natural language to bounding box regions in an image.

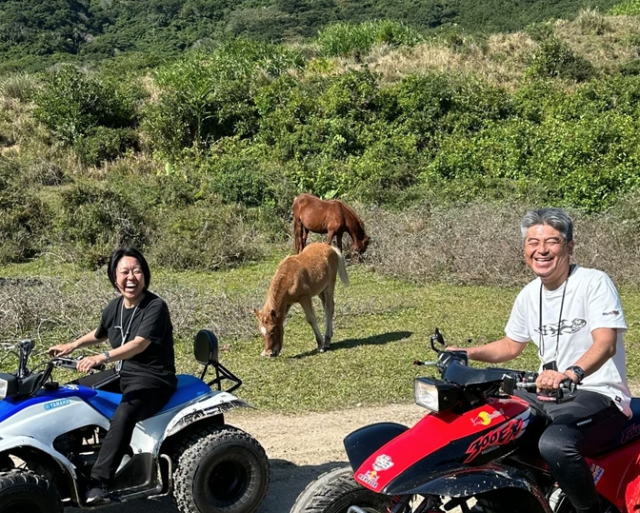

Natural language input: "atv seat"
[194,329,219,366]
[87,374,211,420]
[618,398,640,445]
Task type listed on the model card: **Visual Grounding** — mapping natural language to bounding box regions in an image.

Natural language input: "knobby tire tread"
[171,424,269,513]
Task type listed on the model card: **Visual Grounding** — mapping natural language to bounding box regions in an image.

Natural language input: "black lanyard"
[538,264,574,361]
[115,297,141,371]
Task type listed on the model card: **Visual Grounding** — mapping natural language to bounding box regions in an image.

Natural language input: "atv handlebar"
[421,329,579,404]
[51,356,106,373]
[514,377,577,403]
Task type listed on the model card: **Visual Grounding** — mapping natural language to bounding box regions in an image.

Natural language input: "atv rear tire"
[172,425,269,513]
[290,466,393,513]
[0,469,62,513]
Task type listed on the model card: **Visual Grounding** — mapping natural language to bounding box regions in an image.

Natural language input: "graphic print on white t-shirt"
[536,318,586,337]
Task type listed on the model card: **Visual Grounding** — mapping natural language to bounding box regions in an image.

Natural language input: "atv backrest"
[194,329,219,366]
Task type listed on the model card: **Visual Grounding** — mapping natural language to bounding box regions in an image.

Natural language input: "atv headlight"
[414,377,460,413]
[0,373,18,400]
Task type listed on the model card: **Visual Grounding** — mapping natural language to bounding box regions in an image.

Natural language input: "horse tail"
[293,210,303,253]
[293,218,300,253]
[331,246,350,287]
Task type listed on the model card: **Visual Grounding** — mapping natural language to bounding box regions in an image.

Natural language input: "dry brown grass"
[0,275,264,348]
[363,33,538,89]
[359,201,640,288]
[328,13,640,89]
[361,202,529,287]
[555,14,640,72]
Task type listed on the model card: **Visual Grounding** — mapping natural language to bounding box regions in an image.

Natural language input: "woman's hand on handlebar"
[48,342,77,358]
[77,354,108,373]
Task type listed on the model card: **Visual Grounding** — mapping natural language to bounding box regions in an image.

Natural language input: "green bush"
[527,37,596,82]
[143,41,304,161]
[390,74,512,148]
[421,112,640,212]
[146,203,270,270]
[53,184,147,268]
[608,0,640,15]
[618,59,640,76]
[74,127,140,166]
[34,66,140,146]
[317,20,423,58]
[0,160,49,263]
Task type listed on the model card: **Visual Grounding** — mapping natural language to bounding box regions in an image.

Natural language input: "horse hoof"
[261,350,279,357]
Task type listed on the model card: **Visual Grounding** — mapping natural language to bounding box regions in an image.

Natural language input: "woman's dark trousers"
[90,385,174,484]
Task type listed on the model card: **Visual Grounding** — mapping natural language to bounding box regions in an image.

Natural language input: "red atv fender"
[584,435,640,513]
[347,398,545,500]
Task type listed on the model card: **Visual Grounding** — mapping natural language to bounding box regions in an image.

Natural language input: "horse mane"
[265,257,294,312]
[338,200,366,238]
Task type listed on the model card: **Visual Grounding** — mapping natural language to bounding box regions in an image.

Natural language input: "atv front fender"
[344,422,409,472]
[0,435,76,477]
[163,391,251,438]
[0,435,82,502]
[386,464,552,513]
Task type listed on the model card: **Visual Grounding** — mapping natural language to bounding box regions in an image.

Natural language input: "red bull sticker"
[357,470,379,488]
[471,410,504,427]
[373,454,394,471]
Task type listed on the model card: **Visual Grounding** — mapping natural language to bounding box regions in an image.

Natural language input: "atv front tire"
[172,425,269,513]
[0,469,62,513]
[290,466,393,513]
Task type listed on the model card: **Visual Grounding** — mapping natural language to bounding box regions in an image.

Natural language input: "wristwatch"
[565,365,585,384]
[101,351,111,363]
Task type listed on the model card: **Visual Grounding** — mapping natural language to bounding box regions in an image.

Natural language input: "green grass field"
[2,254,640,412]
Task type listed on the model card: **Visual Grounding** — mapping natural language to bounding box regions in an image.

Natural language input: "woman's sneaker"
[85,483,110,505]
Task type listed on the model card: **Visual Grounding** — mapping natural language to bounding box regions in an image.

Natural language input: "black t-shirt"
[95,291,177,390]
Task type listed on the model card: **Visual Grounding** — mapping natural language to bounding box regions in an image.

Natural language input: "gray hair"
[520,208,574,242]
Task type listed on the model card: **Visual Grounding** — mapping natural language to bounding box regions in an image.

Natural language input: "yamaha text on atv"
[290,328,640,513]
[0,330,269,513]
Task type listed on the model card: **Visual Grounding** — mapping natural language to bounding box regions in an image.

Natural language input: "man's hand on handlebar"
[76,354,108,373]
[536,369,578,402]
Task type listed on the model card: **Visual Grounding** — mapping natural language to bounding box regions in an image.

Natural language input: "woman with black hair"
[48,247,177,505]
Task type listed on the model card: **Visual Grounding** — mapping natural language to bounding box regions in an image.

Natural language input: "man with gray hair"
[454,207,629,513]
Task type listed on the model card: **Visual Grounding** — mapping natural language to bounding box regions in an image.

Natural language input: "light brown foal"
[254,242,349,357]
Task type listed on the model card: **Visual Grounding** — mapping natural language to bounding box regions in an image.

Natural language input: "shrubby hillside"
[0,0,623,72]
[2,8,640,286]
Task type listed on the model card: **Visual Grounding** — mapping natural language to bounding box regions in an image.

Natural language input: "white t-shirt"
[505,265,631,417]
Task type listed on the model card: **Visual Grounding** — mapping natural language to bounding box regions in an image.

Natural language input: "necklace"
[538,264,574,366]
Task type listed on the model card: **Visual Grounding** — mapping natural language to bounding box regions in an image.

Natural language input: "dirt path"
[68,403,425,513]
[229,404,426,512]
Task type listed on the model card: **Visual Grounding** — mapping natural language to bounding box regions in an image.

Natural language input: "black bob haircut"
[107,247,151,292]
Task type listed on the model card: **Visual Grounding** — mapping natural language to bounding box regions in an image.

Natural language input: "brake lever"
[413,360,438,367]
[538,378,577,403]
[553,379,578,403]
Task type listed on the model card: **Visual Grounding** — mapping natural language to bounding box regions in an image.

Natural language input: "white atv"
[0,330,269,513]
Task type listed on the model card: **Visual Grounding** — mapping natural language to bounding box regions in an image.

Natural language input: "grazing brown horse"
[292,193,370,261]
[254,242,349,357]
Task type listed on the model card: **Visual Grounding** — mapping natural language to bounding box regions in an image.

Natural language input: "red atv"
[290,328,640,513]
